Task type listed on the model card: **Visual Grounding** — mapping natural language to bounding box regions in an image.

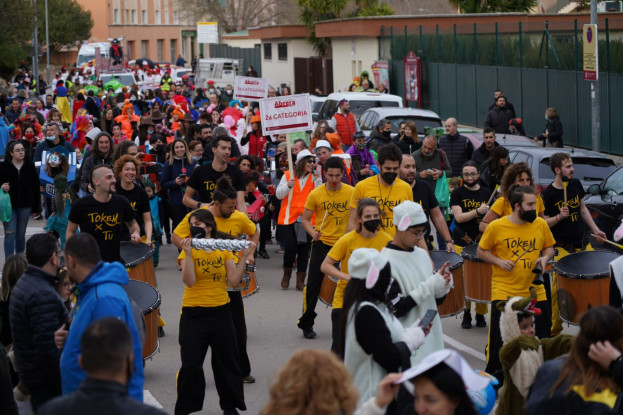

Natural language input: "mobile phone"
[267,148,275,158]
[419,309,437,329]
[178,174,187,180]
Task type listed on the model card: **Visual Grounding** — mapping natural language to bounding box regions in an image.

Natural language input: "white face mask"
[208,89,215,94]
[226,89,232,95]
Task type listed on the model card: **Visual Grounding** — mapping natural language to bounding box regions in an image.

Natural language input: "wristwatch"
[196,202,201,209]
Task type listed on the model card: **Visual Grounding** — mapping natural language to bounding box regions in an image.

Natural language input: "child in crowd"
[143,178,162,268]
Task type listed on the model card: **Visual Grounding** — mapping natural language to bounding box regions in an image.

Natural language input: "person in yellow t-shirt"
[477,185,555,387]
[347,144,413,237]
[298,157,354,340]
[479,162,546,233]
[175,209,256,415]
[321,198,392,353]
[171,176,259,384]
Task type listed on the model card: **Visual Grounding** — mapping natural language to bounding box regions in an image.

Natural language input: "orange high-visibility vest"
[278,171,315,225]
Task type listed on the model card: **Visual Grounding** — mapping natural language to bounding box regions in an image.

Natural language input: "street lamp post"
[33,0,40,96]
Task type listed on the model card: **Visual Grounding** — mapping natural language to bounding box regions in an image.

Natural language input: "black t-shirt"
[541,178,585,247]
[450,185,491,246]
[187,163,245,204]
[411,180,439,238]
[68,194,136,262]
[115,184,151,239]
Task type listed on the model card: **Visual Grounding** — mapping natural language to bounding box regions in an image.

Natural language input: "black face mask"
[519,208,537,223]
[382,131,391,139]
[464,178,478,188]
[381,171,397,185]
[190,226,206,239]
[363,219,381,232]
[156,144,164,151]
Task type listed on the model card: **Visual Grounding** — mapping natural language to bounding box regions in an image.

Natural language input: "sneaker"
[223,410,239,415]
[275,248,285,254]
[476,314,487,327]
[158,327,165,337]
[242,375,256,384]
[258,249,270,259]
[303,328,317,339]
[166,234,172,244]
[33,214,43,220]
[461,310,472,329]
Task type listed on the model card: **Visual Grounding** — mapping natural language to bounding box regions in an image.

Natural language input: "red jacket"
[242,131,266,158]
[333,112,357,145]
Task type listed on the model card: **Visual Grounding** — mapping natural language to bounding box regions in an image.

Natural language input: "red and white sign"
[259,94,313,136]
[234,76,269,100]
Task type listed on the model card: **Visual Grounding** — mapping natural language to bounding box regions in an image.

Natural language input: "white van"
[317,92,403,122]
[77,42,111,68]
[195,58,242,89]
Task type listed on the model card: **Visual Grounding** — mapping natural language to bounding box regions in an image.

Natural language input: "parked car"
[317,92,403,122]
[584,164,623,241]
[359,107,442,140]
[99,72,137,89]
[507,147,616,193]
[463,132,538,151]
[309,95,327,122]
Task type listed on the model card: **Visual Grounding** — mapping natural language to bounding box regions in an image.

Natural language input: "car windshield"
[386,116,442,134]
[311,101,324,113]
[539,157,616,182]
[349,100,399,118]
[77,54,95,66]
[602,167,623,195]
[99,74,136,87]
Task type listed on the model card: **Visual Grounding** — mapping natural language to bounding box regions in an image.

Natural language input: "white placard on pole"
[197,22,219,44]
[234,76,269,101]
[259,94,313,137]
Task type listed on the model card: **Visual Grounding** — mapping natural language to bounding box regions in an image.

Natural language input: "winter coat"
[161,157,196,207]
[540,116,563,146]
[78,152,114,193]
[59,261,145,402]
[471,141,499,167]
[367,127,393,153]
[438,133,474,178]
[411,148,452,189]
[34,137,75,164]
[0,159,40,211]
[9,265,67,400]
[484,106,514,134]
[396,136,421,155]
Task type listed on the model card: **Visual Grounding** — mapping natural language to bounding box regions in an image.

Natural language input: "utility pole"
[33,0,40,97]
[46,0,50,89]
[590,0,600,152]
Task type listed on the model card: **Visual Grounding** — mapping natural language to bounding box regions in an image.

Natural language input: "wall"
[222,38,261,49]
[330,37,379,92]
[261,38,315,91]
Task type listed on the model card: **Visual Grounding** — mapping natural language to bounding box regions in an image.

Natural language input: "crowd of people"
[0,61,620,415]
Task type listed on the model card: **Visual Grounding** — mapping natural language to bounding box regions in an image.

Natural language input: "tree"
[37,0,93,51]
[298,0,393,56]
[0,0,34,79]
[447,0,536,13]
[179,0,299,35]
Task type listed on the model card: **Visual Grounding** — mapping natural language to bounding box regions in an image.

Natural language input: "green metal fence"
[381,19,623,155]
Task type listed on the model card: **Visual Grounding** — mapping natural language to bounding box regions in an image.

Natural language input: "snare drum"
[319,274,338,307]
[121,242,157,288]
[240,264,259,298]
[430,251,464,317]
[554,250,617,324]
[461,244,492,303]
[124,280,161,360]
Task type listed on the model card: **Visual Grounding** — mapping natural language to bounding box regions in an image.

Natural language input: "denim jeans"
[3,207,31,258]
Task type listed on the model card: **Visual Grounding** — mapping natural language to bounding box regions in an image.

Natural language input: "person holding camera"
[161,139,196,231]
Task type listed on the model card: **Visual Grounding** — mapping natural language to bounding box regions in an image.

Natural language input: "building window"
[142,10,147,24]
[127,41,134,60]
[131,9,136,24]
[173,11,178,24]
[125,9,129,24]
[141,40,148,57]
[113,9,119,24]
[170,39,177,62]
[157,39,163,61]
[164,9,169,24]
[155,10,160,24]
[263,43,272,60]
[278,43,287,61]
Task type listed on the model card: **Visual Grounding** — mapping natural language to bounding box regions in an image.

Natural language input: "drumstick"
[563,181,568,207]
[318,210,329,232]
[513,242,535,265]
[591,234,623,250]
[487,184,499,206]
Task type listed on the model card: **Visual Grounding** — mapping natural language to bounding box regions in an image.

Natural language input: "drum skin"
[461,244,492,303]
[554,250,617,324]
[430,251,465,317]
[319,274,338,307]
[121,242,157,288]
[124,280,161,360]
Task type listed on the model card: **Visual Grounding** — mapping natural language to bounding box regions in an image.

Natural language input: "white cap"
[393,200,428,231]
[295,149,314,164]
[314,140,332,152]
[86,127,102,141]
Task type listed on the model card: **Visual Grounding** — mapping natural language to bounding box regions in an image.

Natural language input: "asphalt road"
[1,222,580,414]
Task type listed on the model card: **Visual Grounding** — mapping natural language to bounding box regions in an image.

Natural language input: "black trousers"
[485,299,550,386]
[278,223,310,273]
[159,192,172,236]
[228,291,251,377]
[298,240,332,330]
[175,305,245,415]
[331,308,342,354]
[258,213,272,251]
[170,204,190,232]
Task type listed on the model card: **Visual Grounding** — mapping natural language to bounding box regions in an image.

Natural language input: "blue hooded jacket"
[60,261,145,401]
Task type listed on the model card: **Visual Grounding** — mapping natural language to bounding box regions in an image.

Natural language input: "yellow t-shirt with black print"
[479,216,555,302]
[305,183,354,245]
[328,230,393,309]
[178,249,234,307]
[350,175,413,237]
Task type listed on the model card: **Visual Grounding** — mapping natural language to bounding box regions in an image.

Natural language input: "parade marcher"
[53,234,144,401]
[113,155,153,244]
[33,121,76,164]
[161,139,195,231]
[381,201,452,365]
[410,135,452,190]
[346,131,377,182]
[347,144,413,237]
[175,209,255,415]
[438,118,473,178]
[472,127,499,167]
[341,248,427,408]
[484,96,514,134]
[297,156,354,339]
[450,161,490,329]
[78,132,115,193]
[240,115,266,158]
[321,198,393,353]
[477,185,555,385]
[396,121,421,155]
[54,80,72,124]
[276,149,322,290]
[541,152,606,335]
[114,100,140,140]
[479,145,509,192]
[67,165,140,262]
[366,119,393,153]
[487,89,516,118]
[172,176,260,385]
[314,139,358,185]
[329,99,360,151]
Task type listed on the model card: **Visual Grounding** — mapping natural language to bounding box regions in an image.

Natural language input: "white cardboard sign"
[233,76,269,100]
[259,94,313,136]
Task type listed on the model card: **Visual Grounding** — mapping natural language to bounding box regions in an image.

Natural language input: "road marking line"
[143,390,163,408]
[443,334,486,362]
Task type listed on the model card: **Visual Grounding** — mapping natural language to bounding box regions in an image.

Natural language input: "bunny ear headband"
[366,262,380,289]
